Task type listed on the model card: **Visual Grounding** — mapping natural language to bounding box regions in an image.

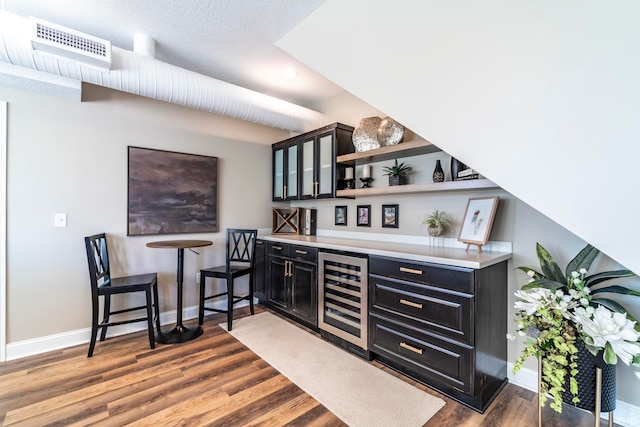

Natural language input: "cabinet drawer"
[268,242,290,257]
[370,314,472,394]
[369,256,474,294]
[290,245,317,263]
[369,275,473,345]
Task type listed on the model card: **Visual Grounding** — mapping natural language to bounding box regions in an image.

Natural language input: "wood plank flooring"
[0,306,618,426]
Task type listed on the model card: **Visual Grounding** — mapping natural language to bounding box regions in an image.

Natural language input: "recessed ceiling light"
[282,68,299,79]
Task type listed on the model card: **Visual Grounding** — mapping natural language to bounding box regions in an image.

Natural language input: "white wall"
[277,0,640,277]
[2,83,286,344]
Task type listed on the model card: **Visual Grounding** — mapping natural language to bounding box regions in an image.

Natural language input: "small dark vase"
[450,157,466,181]
[433,160,444,183]
[560,340,616,412]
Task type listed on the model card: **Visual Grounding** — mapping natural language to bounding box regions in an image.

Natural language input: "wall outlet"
[196,272,201,284]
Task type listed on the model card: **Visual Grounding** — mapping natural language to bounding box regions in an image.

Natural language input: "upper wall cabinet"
[273,140,299,201]
[273,123,354,201]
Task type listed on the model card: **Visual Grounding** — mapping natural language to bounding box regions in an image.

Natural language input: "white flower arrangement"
[510,243,640,412]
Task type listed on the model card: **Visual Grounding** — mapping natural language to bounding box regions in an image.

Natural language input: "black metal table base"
[156,324,203,344]
[146,241,212,346]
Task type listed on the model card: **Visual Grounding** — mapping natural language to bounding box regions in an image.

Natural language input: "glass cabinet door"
[286,144,298,199]
[273,142,298,201]
[273,147,284,200]
[316,133,333,197]
[300,137,315,198]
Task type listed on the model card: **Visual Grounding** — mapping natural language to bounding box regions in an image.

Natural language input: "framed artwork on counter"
[458,196,499,247]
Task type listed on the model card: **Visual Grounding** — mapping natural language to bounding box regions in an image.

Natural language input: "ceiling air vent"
[30,17,111,71]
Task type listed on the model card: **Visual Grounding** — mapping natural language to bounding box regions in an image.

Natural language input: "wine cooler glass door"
[317,251,368,350]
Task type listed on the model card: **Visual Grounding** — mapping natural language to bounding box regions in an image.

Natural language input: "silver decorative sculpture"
[352,117,382,152]
[377,117,405,146]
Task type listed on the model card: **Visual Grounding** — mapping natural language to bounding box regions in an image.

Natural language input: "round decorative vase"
[352,117,382,152]
[377,117,405,146]
[433,160,445,183]
[560,340,616,412]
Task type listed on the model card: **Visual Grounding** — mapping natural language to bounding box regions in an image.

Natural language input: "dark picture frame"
[382,204,399,228]
[335,205,348,226]
[458,196,499,246]
[357,205,371,227]
[127,146,218,236]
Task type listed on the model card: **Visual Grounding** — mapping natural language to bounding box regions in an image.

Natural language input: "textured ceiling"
[0,0,343,107]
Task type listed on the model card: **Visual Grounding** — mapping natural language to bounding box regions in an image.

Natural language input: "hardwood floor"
[0,306,618,426]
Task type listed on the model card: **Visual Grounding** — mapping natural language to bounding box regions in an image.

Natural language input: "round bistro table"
[146,239,213,344]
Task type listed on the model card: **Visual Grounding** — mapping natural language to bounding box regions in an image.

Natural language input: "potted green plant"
[509,243,640,413]
[383,159,412,186]
[422,210,451,237]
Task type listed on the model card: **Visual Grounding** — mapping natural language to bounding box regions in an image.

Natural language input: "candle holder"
[345,179,355,189]
[360,177,373,188]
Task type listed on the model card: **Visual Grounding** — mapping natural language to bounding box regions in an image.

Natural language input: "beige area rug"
[221,312,445,427]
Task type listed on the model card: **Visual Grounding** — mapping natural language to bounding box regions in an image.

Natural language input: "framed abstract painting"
[127,146,218,235]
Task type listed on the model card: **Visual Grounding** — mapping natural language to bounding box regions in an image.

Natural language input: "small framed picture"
[458,196,499,246]
[335,205,348,226]
[382,204,399,228]
[357,205,371,227]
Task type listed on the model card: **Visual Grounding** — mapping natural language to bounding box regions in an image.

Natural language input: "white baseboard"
[508,363,640,427]
[5,299,247,360]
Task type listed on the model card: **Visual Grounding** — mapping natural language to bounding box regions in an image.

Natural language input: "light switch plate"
[54,213,67,228]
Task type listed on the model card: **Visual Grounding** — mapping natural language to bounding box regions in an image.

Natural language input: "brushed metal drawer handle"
[256,241,264,245]
[400,299,423,309]
[295,250,308,255]
[272,245,282,250]
[400,342,423,355]
[400,267,423,275]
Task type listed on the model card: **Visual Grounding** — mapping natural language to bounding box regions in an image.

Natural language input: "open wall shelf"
[336,139,499,198]
[336,139,441,164]
[336,178,498,198]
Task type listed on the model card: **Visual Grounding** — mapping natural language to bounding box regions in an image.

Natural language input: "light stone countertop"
[259,233,512,269]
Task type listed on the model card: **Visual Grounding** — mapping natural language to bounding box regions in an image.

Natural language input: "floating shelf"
[336,140,441,164]
[336,178,498,198]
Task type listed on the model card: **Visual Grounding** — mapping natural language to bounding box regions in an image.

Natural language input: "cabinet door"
[299,130,337,200]
[300,136,316,199]
[285,143,298,199]
[315,131,335,199]
[272,142,299,201]
[272,146,285,200]
[253,240,267,301]
[268,255,289,310]
[291,260,317,325]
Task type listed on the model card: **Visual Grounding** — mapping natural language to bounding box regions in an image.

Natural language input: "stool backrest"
[84,233,111,293]
[226,229,257,269]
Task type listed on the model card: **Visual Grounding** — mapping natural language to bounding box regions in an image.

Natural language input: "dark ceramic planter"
[560,340,616,412]
[388,175,406,186]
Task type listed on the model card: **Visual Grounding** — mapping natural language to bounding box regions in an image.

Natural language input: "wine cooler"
[317,251,369,358]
